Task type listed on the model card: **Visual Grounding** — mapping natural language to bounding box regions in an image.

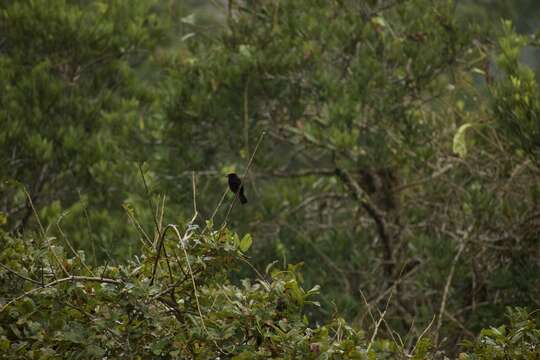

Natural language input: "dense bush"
[0,217,539,359]
[0,220,383,358]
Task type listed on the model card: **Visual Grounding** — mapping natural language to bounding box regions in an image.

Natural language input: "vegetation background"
[1,0,539,358]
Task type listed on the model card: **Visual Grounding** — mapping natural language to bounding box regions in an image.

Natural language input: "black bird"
[227,173,247,204]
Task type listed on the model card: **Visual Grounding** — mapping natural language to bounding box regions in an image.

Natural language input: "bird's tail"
[239,191,248,204]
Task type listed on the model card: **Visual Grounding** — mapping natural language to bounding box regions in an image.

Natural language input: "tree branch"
[334,168,395,279]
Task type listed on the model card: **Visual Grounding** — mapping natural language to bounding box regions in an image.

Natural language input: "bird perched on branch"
[227,173,247,204]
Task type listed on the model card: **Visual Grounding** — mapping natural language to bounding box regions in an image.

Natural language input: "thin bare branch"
[1,275,122,313]
[435,232,468,345]
[137,163,161,247]
[367,286,394,353]
[56,213,95,276]
[170,224,207,334]
[0,263,42,285]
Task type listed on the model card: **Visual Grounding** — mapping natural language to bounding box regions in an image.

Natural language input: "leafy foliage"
[0,223,373,359]
[0,0,164,258]
[492,21,540,162]
[461,307,540,359]
[1,220,538,358]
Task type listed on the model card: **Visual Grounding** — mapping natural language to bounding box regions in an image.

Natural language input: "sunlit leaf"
[453,123,474,158]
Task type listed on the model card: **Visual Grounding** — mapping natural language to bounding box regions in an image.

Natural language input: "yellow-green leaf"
[239,234,252,252]
[453,123,474,158]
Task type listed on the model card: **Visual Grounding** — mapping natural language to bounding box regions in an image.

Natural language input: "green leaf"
[0,337,10,352]
[239,233,253,252]
[239,44,254,59]
[453,123,474,158]
[181,14,195,25]
[232,352,255,360]
[371,16,387,28]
